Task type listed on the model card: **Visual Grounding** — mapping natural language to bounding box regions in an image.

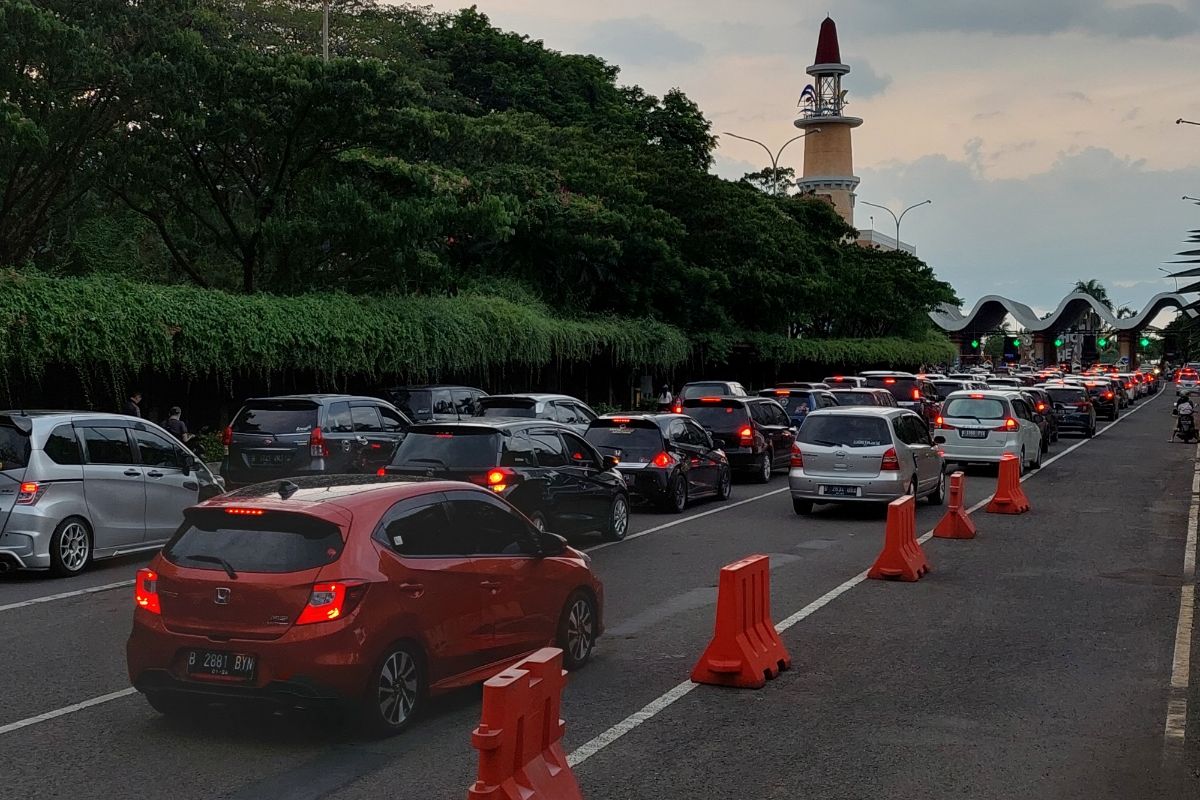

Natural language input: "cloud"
[581,16,705,66]
[851,0,1200,39]
[712,152,761,181]
[850,59,892,99]
[1059,90,1093,104]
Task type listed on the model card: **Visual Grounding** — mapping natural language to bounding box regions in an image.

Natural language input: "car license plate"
[820,485,859,497]
[186,649,256,681]
[960,428,988,439]
[250,453,287,466]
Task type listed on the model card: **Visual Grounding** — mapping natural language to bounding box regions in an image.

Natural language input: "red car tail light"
[934,416,955,430]
[671,404,682,414]
[225,508,265,516]
[16,481,46,505]
[295,581,367,625]
[376,467,387,476]
[611,417,632,424]
[738,425,754,444]
[1104,391,1114,399]
[911,388,922,400]
[651,451,675,468]
[1035,402,1047,412]
[135,568,161,615]
[222,425,233,455]
[884,378,896,385]
[789,442,803,468]
[881,447,900,471]
[471,467,518,493]
[309,426,329,458]
[993,418,1019,432]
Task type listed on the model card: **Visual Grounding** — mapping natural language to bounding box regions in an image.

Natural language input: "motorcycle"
[1172,405,1198,442]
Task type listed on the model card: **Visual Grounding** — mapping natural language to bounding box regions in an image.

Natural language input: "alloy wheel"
[608,495,629,540]
[566,597,595,664]
[377,650,419,728]
[59,523,89,572]
[672,477,687,512]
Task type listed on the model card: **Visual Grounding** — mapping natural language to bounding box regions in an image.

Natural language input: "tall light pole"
[721,129,821,197]
[1184,195,1200,205]
[322,0,330,62]
[860,199,932,252]
[1158,267,1180,292]
[1177,118,1200,127]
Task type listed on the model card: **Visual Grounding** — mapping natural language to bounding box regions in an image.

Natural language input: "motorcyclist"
[1174,390,1196,440]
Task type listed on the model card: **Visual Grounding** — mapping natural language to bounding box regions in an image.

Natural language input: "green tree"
[1073,279,1113,310]
[740,167,796,196]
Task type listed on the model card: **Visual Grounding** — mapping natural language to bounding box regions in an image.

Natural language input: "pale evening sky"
[415,0,1200,316]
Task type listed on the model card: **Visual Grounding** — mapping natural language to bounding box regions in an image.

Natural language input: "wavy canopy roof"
[929,292,1196,334]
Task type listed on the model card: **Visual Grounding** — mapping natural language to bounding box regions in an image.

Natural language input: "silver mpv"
[0,412,224,576]
[789,406,945,515]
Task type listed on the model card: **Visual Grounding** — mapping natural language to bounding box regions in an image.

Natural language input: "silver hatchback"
[0,412,224,576]
[788,407,945,515]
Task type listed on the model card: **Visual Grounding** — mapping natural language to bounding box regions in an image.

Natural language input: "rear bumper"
[1,507,67,570]
[132,669,345,709]
[940,440,1021,463]
[221,463,327,489]
[617,467,672,504]
[722,447,764,470]
[788,469,908,503]
[1054,414,1093,431]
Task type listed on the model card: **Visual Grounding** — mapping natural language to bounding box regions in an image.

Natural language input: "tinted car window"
[942,398,1007,419]
[768,403,790,425]
[233,402,318,434]
[798,416,891,448]
[453,390,481,416]
[390,428,500,469]
[43,424,80,466]
[832,391,877,406]
[562,431,600,468]
[904,415,931,445]
[587,422,664,462]
[863,377,920,402]
[327,402,353,433]
[165,510,343,573]
[380,502,458,557]
[351,406,382,432]
[133,429,183,468]
[684,420,710,446]
[684,403,751,431]
[500,430,536,467]
[452,498,535,556]
[80,427,134,465]
[0,424,30,471]
[893,417,918,445]
[388,389,429,420]
[476,398,536,418]
[680,383,731,400]
[530,430,567,467]
[1047,388,1087,404]
[553,402,579,425]
[571,403,597,423]
[431,389,454,415]
[378,406,407,432]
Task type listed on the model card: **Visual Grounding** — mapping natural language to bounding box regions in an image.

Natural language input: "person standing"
[163,406,192,443]
[123,390,143,418]
[656,384,674,411]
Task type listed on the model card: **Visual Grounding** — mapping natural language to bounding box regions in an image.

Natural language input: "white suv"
[935,390,1045,473]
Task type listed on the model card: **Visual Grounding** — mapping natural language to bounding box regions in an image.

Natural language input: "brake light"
[377,467,386,476]
[790,442,803,468]
[775,389,790,396]
[222,425,232,455]
[652,451,675,468]
[225,507,265,516]
[472,467,518,493]
[295,581,368,625]
[738,425,754,443]
[1104,391,1114,399]
[16,481,46,505]
[700,397,722,402]
[880,447,900,470]
[1035,402,1047,412]
[135,568,160,615]
[935,416,954,430]
[884,378,896,385]
[309,426,329,458]
[612,417,631,423]
[671,404,682,414]
[912,388,922,400]
[993,418,1018,432]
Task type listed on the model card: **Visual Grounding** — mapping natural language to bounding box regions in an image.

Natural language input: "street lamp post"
[721,129,821,197]
[859,200,932,252]
[1158,267,1180,292]
[1177,118,1200,127]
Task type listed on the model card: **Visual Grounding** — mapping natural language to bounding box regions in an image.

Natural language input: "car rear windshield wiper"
[808,439,841,447]
[182,554,238,579]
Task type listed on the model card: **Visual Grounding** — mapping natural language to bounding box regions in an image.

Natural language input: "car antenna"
[278,480,299,500]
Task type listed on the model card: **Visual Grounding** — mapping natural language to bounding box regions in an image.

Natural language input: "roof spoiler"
[0,415,32,434]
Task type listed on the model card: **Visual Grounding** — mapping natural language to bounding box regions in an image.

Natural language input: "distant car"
[788,407,945,515]
[860,372,941,427]
[829,388,897,407]
[222,395,410,489]
[126,475,604,735]
[985,377,1022,389]
[473,393,597,435]
[1082,380,1120,420]
[383,419,628,540]
[585,414,731,512]
[1041,384,1097,438]
[675,381,748,404]
[757,388,838,426]
[1020,386,1059,446]
[0,412,223,576]
[932,379,982,401]
[936,390,1045,472]
[823,376,868,388]
[680,396,794,483]
[773,381,832,390]
[1114,373,1142,402]
[383,385,488,423]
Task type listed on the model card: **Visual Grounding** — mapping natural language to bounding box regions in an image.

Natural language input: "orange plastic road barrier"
[691,554,791,689]
[467,648,582,800]
[933,471,976,539]
[985,453,1030,514]
[867,495,930,582]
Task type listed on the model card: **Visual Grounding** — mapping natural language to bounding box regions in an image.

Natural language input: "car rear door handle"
[123,469,140,477]
[398,582,425,598]
[147,471,164,478]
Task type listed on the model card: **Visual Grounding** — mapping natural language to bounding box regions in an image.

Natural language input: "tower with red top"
[795,17,862,226]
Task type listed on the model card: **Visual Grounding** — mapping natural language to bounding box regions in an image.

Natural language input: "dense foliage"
[1,0,959,388]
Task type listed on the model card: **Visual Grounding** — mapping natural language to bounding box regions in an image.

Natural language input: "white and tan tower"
[794,17,862,226]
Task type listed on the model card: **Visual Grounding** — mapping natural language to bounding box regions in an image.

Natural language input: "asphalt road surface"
[2,391,1197,799]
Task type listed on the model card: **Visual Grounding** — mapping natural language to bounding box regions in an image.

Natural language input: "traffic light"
[1012,338,1021,348]
[1140,337,1150,348]
[1054,337,1064,348]
[1097,337,1108,347]
[970,339,979,349]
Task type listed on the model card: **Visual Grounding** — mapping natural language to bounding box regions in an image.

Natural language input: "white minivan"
[935,390,1045,473]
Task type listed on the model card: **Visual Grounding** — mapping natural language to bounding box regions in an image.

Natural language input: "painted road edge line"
[1163,439,1199,755]
[0,688,137,737]
[566,392,1156,768]
[0,579,136,614]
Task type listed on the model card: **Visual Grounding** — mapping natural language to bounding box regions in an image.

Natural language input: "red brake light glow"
[295,582,367,625]
[225,508,265,516]
[135,568,161,615]
[993,418,1019,432]
[789,442,803,468]
[309,426,329,458]
[700,397,722,402]
[612,417,632,423]
[884,378,896,385]
[377,467,387,476]
[652,451,674,468]
[487,469,506,485]
[16,481,45,505]
[969,393,984,399]
[911,388,922,400]
[671,404,682,414]
[881,447,900,471]
[738,425,754,442]
[775,389,790,396]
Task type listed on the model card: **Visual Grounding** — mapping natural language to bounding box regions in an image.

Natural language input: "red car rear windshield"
[164,510,344,573]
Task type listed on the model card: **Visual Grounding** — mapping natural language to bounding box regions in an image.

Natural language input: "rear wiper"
[810,439,840,447]
[182,554,238,579]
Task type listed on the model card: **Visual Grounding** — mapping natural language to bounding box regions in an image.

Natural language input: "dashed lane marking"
[0,579,136,614]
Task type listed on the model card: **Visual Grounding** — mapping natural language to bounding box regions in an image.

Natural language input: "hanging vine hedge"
[743,331,958,368]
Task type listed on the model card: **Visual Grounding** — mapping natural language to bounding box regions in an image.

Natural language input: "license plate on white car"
[819,485,860,497]
[960,429,988,439]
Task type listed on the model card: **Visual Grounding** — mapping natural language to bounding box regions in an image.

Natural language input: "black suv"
[222,395,411,488]
[384,385,488,422]
[861,372,941,428]
[382,419,629,541]
[585,414,732,513]
[1083,380,1120,420]
[473,393,598,435]
[1041,384,1096,437]
[680,396,794,483]
[757,388,837,427]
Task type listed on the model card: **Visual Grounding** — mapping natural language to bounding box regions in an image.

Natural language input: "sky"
[415,0,1200,318]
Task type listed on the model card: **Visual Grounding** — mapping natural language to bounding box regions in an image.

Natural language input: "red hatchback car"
[126,476,603,735]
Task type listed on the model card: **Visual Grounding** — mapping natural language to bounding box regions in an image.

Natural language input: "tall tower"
[794,17,862,227]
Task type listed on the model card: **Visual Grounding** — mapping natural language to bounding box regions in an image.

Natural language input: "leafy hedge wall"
[0,273,955,393]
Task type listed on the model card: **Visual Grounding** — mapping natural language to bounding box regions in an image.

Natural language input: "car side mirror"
[933,435,946,445]
[537,531,566,557]
[183,455,199,475]
[603,454,620,470]
[712,437,726,449]
[1033,413,1045,423]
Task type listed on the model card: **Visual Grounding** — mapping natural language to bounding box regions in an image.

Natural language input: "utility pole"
[859,200,932,252]
[721,130,821,197]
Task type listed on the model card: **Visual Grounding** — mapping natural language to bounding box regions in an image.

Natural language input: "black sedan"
[382,419,630,541]
[585,413,732,513]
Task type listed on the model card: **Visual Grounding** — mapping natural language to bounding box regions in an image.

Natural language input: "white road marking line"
[0,688,137,736]
[1163,439,1199,755]
[0,579,135,614]
[584,487,789,554]
[566,395,1154,768]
